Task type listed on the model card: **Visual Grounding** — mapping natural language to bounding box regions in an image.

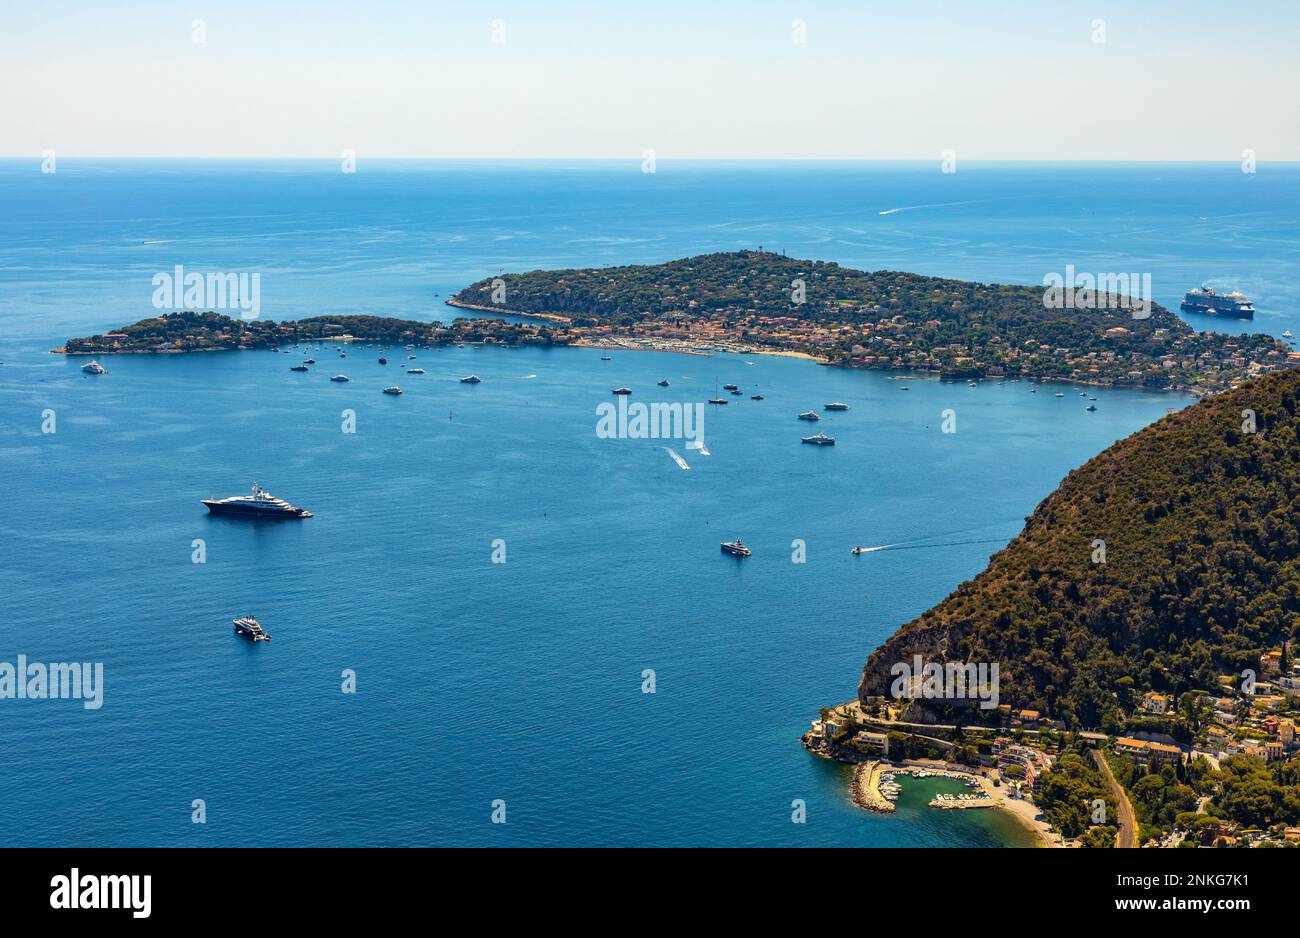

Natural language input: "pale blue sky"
[2,0,1296,159]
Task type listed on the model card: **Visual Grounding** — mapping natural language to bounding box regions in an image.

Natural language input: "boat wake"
[879,199,983,216]
[664,447,690,470]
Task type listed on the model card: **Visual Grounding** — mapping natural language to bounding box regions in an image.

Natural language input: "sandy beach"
[857,758,1063,847]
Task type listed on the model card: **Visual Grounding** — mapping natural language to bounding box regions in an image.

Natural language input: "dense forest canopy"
[451,251,1288,392]
[859,366,1300,729]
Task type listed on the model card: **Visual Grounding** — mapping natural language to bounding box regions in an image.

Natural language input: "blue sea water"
[0,160,1296,847]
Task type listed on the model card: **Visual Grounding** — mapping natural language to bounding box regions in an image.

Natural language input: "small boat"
[460,374,482,384]
[233,615,270,642]
[824,402,849,411]
[407,355,417,360]
[899,386,909,391]
[801,432,835,446]
[730,388,743,396]
[378,357,388,364]
[383,386,403,395]
[797,411,821,421]
[81,360,107,375]
[657,379,670,387]
[407,368,426,375]
[1086,404,1097,412]
[304,358,316,365]
[1054,392,1065,398]
[339,352,347,358]
[851,546,868,555]
[330,374,350,382]
[751,394,764,400]
[720,538,751,558]
[600,353,611,361]
[290,365,309,372]
[708,398,729,405]
[612,387,632,395]
[1284,330,1294,339]
[722,384,739,391]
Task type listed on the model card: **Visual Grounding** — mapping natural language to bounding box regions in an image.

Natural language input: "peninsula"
[810,365,1300,847]
[449,251,1292,395]
[64,253,1293,399]
[55,311,570,355]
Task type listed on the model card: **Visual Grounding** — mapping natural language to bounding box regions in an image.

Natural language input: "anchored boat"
[202,483,312,519]
[233,615,270,642]
[720,538,751,558]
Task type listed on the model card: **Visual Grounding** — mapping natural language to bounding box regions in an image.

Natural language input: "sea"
[0,159,1297,847]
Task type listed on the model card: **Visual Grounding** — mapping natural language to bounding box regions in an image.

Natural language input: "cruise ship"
[720,538,751,557]
[202,483,312,519]
[232,615,270,642]
[1181,285,1255,319]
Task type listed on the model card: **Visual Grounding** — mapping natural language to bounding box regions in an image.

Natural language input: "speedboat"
[330,374,350,382]
[407,368,426,374]
[383,386,403,395]
[612,387,632,395]
[460,374,482,383]
[751,394,764,400]
[290,365,309,372]
[657,379,670,387]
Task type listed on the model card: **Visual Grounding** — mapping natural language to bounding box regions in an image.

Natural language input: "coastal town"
[804,643,1300,848]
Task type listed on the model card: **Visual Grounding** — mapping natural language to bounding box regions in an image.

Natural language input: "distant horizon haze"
[2,0,1297,161]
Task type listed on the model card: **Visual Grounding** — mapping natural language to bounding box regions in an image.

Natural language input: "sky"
[1,0,1297,160]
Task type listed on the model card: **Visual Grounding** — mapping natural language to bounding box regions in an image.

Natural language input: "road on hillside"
[1091,749,1138,848]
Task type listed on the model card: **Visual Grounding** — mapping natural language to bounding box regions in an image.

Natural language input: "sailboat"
[708,378,728,405]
